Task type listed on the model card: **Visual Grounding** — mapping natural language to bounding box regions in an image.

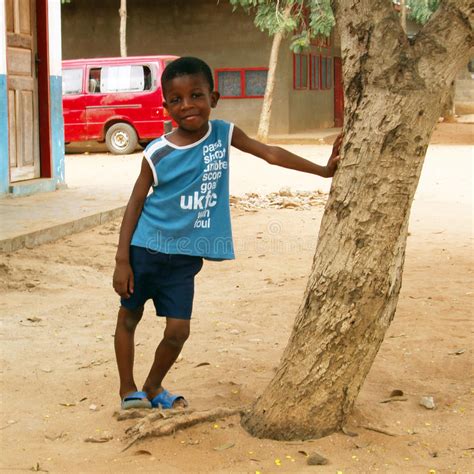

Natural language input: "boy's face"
[162,73,219,133]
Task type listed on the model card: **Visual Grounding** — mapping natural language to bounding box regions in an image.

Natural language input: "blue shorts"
[120,246,203,319]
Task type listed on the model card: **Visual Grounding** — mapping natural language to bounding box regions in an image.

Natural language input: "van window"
[89,68,101,93]
[62,68,83,95]
[91,65,152,93]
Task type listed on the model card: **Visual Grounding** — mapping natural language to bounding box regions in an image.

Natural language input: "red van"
[62,55,178,154]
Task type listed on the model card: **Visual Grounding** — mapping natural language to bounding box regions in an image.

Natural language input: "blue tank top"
[131,120,235,260]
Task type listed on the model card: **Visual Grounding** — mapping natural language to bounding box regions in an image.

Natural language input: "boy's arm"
[231,126,343,178]
[113,158,154,299]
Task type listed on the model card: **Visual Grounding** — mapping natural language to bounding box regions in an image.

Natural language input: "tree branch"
[331,0,408,130]
[414,0,474,87]
[332,0,408,90]
[333,0,473,96]
[333,0,405,57]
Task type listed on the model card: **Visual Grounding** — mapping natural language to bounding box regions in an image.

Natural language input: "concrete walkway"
[1,136,471,253]
[0,186,127,252]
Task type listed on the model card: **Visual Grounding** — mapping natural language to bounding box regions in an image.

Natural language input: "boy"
[113,57,342,409]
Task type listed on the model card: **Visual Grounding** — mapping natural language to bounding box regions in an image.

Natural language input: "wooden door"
[6,0,40,182]
[333,57,344,128]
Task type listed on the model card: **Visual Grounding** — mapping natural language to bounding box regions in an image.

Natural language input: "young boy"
[113,57,342,409]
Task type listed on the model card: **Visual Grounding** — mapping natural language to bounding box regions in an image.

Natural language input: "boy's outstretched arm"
[231,126,343,178]
[113,159,153,299]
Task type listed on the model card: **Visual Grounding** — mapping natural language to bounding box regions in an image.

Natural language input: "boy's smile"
[163,74,219,143]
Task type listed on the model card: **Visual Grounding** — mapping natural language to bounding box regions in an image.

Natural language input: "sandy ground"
[0,128,473,473]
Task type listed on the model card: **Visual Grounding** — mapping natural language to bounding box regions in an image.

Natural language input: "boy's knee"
[163,322,190,348]
[118,306,144,331]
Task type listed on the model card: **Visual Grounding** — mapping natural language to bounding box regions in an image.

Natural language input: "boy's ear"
[210,91,220,108]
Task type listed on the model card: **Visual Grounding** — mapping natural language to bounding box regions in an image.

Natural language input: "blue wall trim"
[50,75,65,186]
[0,75,9,195]
[10,179,57,196]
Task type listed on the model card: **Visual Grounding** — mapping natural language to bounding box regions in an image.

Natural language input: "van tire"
[105,123,138,155]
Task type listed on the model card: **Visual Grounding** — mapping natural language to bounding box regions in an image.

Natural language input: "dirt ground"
[1,123,473,473]
[322,121,474,146]
[430,122,474,145]
[1,200,473,473]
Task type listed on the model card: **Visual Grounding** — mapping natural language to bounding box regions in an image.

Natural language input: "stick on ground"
[122,406,245,450]
[361,425,397,437]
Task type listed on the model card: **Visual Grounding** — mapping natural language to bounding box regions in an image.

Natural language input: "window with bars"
[293,54,309,89]
[321,56,333,90]
[215,68,268,98]
[310,54,320,90]
[295,54,333,91]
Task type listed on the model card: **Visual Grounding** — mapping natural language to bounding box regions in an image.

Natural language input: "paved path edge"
[0,206,126,253]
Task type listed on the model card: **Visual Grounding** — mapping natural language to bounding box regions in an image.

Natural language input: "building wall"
[288,40,338,131]
[0,0,9,195]
[61,0,335,134]
[289,87,334,131]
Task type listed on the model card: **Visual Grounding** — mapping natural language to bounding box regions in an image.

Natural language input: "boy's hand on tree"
[325,132,344,178]
[113,262,134,298]
[324,154,340,177]
[331,132,343,158]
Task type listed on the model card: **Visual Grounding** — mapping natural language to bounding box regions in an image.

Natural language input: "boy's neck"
[166,122,210,146]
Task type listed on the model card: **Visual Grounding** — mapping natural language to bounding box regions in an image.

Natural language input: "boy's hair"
[161,57,214,92]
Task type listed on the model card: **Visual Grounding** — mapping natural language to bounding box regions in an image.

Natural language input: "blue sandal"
[151,389,188,409]
[121,391,152,410]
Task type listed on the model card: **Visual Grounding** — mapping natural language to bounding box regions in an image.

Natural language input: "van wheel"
[105,123,138,155]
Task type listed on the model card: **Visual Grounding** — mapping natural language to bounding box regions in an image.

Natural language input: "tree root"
[121,406,245,451]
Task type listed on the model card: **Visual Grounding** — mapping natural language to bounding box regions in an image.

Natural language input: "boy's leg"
[142,317,190,406]
[114,305,145,399]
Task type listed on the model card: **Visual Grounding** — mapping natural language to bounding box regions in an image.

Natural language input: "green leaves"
[254,4,298,36]
[230,0,334,52]
[230,0,441,50]
[407,0,440,25]
[308,0,335,37]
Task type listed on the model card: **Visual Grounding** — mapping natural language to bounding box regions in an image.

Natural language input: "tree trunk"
[119,0,127,57]
[400,0,407,33]
[242,0,473,441]
[256,5,292,143]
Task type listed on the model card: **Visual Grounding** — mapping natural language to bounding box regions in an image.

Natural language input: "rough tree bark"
[119,0,127,57]
[242,0,473,440]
